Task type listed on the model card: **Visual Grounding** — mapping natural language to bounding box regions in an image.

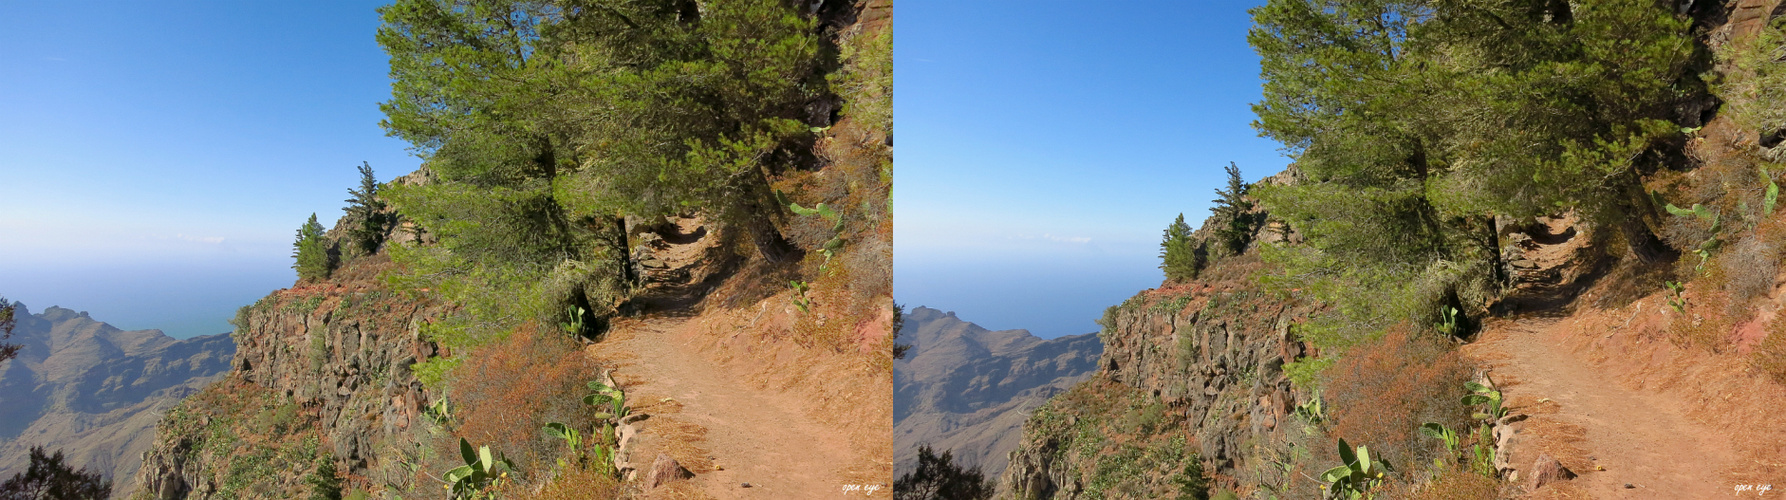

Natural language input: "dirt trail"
[578,215,878,499]
[1465,317,1741,498]
[1456,214,1755,497]
[589,315,865,499]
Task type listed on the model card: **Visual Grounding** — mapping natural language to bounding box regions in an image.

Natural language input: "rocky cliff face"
[132,254,448,500]
[999,254,1316,499]
[894,307,1100,480]
[0,303,234,500]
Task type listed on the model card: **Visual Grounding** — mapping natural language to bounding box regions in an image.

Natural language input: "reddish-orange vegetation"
[1324,325,1474,473]
[450,324,603,474]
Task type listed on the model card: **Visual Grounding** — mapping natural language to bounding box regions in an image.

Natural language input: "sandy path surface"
[1465,317,1742,498]
[589,315,868,499]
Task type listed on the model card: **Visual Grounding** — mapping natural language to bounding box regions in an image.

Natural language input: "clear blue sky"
[895,1,1290,338]
[0,1,419,338]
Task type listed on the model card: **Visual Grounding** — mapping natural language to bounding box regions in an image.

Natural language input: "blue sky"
[0,1,418,338]
[894,1,1290,338]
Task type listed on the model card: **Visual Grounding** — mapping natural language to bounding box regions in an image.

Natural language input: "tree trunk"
[1619,184,1678,265]
[614,216,638,285]
[747,209,801,263]
[737,168,802,263]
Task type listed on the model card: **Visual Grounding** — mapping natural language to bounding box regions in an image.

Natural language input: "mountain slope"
[0,303,234,499]
[894,307,1100,481]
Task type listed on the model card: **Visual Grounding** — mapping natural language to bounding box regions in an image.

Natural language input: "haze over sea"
[894,0,1286,338]
[0,1,416,338]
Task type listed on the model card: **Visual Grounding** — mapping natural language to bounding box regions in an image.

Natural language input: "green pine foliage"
[0,446,112,500]
[372,0,840,352]
[292,214,333,282]
[1160,214,1204,283]
[0,297,17,364]
[1249,0,1695,349]
[893,445,995,500]
[1721,15,1786,157]
[1211,162,1254,255]
[342,162,386,257]
[832,19,892,136]
[305,457,343,500]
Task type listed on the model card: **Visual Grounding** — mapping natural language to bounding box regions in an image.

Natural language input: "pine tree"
[376,0,814,262]
[892,303,912,360]
[1211,162,1254,254]
[1246,0,1691,347]
[0,297,18,364]
[0,446,112,500]
[1160,213,1203,282]
[343,162,386,256]
[292,214,333,281]
[893,445,994,500]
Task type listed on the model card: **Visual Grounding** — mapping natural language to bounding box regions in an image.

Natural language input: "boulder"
[646,453,694,489]
[1529,454,1577,490]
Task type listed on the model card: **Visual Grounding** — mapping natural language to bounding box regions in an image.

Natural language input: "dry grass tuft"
[449,324,604,476]
[1753,316,1786,385]
[1664,281,1739,353]
[511,463,621,500]
[1324,325,1475,473]
[1383,467,1500,500]
[1717,234,1781,320]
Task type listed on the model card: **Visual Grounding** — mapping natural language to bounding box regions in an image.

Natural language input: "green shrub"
[412,357,461,389]
[306,456,343,500]
[229,304,254,337]
[308,331,330,373]
[831,20,891,135]
[1719,16,1786,154]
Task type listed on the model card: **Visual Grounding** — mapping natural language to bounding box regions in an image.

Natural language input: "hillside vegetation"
[132,0,892,499]
[1003,1,1786,498]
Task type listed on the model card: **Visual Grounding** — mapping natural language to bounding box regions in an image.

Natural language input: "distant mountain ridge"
[0,303,234,499]
[894,306,1101,482]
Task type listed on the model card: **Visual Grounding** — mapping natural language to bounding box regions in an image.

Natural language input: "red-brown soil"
[585,215,890,499]
[589,313,886,499]
[1461,218,1786,498]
